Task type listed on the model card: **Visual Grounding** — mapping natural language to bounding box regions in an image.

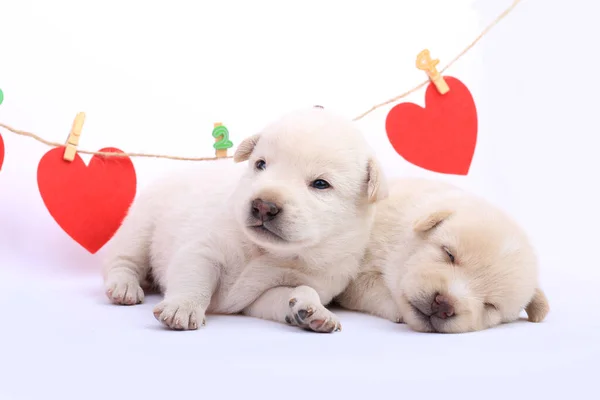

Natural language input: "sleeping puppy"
[102,107,388,332]
[336,178,549,333]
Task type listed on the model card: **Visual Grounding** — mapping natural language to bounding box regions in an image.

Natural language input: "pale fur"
[336,178,550,333]
[102,107,388,332]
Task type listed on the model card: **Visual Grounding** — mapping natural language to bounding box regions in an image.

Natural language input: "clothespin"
[64,112,86,162]
[416,49,450,95]
[213,122,228,158]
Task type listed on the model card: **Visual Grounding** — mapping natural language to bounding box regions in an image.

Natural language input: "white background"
[0,0,598,399]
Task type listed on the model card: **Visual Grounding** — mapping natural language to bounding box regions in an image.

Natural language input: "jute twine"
[0,0,521,162]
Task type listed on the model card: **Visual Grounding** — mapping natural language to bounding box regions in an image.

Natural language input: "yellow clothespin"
[416,49,449,95]
[64,112,86,162]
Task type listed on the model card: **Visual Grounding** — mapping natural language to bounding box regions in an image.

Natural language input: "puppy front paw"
[287,298,341,333]
[153,298,206,331]
[105,275,144,305]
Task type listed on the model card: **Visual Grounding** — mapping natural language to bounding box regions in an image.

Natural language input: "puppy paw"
[105,275,144,305]
[153,298,206,331]
[383,312,404,324]
[287,297,341,333]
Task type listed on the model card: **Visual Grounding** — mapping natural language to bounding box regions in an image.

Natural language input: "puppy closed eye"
[442,246,455,263]
[484,303,498,311]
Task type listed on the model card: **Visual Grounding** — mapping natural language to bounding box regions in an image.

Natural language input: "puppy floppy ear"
[413,209,453,232]
[366,157,388,203]
[233,133,261,163]
[525,287,549,323]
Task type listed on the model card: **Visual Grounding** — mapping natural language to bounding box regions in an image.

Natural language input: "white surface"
[1,0,600,398]
[0,267,596,399]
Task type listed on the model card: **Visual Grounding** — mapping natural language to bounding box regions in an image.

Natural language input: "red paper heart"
[0,133,4,171]
[385,76,478,175]
[37,147,137,254]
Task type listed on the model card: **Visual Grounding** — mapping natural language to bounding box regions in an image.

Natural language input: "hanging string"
[0,0,522,161]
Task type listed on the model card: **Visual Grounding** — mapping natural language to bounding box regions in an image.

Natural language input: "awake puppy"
[102,107,388,332]
[336,178,549,333]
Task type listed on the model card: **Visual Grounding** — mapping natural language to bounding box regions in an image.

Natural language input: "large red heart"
[385,76,478,175]
[0,133,4,171]
[37,147,137,254]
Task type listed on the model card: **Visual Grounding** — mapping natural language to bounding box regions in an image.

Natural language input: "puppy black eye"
[255,159,266,171]
[442,246,455,263]
[311,179,331,190]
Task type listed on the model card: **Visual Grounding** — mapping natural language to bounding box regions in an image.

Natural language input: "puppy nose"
[251,199,280,222]
[431,294,455,319]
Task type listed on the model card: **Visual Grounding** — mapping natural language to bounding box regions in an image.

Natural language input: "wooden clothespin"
[64,112,86,162]
[416,49,450,95]
[212,122,233,158]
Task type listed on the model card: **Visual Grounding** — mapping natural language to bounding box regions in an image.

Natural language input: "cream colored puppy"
[102,107,387,332]
[337,178,549,333]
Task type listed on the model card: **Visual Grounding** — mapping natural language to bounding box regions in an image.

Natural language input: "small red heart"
[385,76,478,175]
[37,147,137,254]
[0,133,4,171]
